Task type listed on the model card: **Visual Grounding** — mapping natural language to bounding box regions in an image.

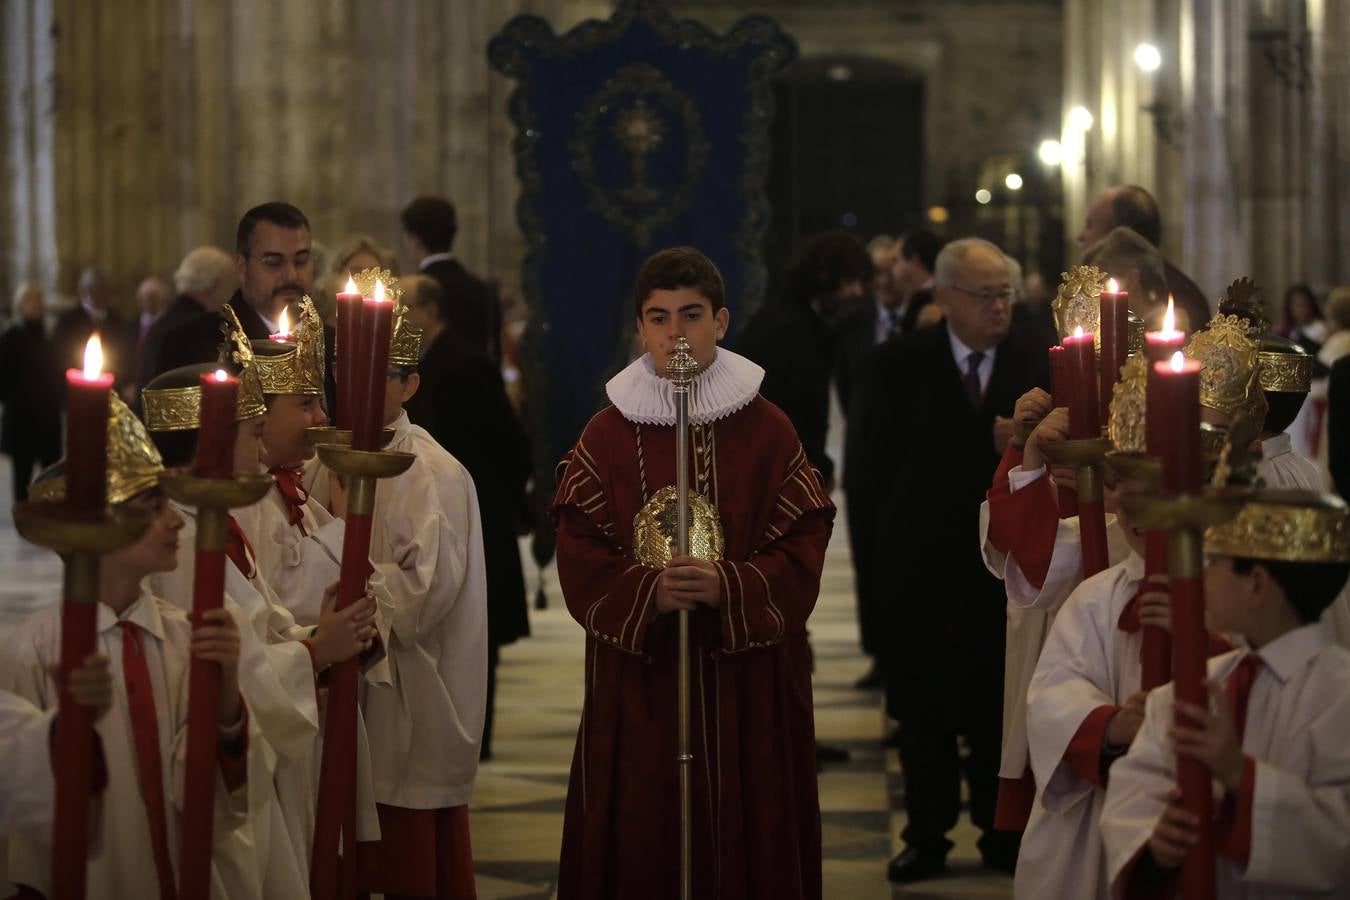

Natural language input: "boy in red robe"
[552,247,835,899]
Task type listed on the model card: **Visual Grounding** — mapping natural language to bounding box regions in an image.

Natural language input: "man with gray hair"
[135,246,237,396]
[1077,184,1210,327]
[1081,226,1176,330]
[862,236,1050,883]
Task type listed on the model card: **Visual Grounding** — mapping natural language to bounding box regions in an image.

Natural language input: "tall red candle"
[353,283,394,451]
[192,370,239,478]
[336,278,364,430]
[1153,353,1202,494]
[1048,346,1079,517]
[64,335,113,515]
[1098,279,1129,425]
[1062,329,1100,439]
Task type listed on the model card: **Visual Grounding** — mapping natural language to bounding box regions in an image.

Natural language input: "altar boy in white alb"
[0,397,250,900]
[1100,490,1350,899]
[314,274,488,898]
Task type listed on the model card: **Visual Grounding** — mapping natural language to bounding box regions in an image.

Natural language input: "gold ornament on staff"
[667,335,700,900]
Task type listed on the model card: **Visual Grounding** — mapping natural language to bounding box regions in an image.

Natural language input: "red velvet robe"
[551,396,834,900]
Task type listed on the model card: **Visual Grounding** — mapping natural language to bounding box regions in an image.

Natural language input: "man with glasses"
[155,203,321,383]
[862,237,1049,885]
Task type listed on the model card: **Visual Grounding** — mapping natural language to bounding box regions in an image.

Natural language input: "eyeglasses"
[247,251,313,272]
[949,285,1014,304]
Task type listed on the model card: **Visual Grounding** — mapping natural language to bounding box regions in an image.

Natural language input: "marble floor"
[0,457,1013,899]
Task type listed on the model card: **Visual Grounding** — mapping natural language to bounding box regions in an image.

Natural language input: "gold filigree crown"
[1207,489,1350,563]
[1216,277,1310,393]
[30,395,164,505]
[141,306,266,430]
[1052,264,1108,342]
[1184,314,1265,424]
[1108,354,1149,453]
[632,485,725,568]
[251,296,325,396]
[339,268,424,368]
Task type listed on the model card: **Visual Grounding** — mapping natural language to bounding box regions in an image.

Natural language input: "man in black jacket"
[862,237,1049,883]
[52,267,132,391]
[0,284,61,501]
[400,196,500,362]
[135,246,237,398]
[155,202,338,413]
[738,231,871,490]
[403,274,531,759]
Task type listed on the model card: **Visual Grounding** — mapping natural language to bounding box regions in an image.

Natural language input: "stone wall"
[0,0,608,313]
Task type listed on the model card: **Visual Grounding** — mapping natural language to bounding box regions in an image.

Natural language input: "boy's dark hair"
[900,229,948,275]
[781,231,872,307]
[150,430,200,469]
[400,196,459,254]
[633,247,726,317]
[1263,391,1307,436]
[1232,556,1350,623]
[236,202,310,256]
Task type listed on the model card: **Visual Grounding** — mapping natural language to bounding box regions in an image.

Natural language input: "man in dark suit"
[1078,184,1211,328]
[135,247,237,400]
[155,203,338,410]
[891,229,948,335]
[835,235,909,688]
[863,237,1049,883]
[0,284,62,501]
[739,231,871,490]
[52,267,132,391]
[400,195,500,361]
[402,274,531,760]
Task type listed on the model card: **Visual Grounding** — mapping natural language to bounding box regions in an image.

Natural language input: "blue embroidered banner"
[489,0,796,491]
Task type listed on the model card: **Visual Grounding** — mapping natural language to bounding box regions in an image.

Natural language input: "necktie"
[226,514,256,579]
[887,309,904,340]
[1226,653,1264,742]
[119,621,179,900]
[963,351,986,407]
[270,466,309,532]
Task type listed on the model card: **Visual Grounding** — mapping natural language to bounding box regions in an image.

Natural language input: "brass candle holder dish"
[305,426,397,448]
[315,445,416,515]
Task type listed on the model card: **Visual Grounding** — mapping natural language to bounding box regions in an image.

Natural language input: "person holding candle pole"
[979,389,1132,833]
[144,341,380,894]
[316,278,488,898]
[1100,490,1350,898]
[551,247,833,899]
[0,396,250,899]
[231,294,392,869]
[0,658,112,834]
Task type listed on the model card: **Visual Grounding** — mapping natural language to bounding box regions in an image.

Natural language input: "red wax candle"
[1098,280,1129,425]
[1062,329,1100,439]
[336,278,363,430]
[1048,345,1078,517]
[1153,353,1202,493]
[353,284,393,451]
[192,369,239,478]
[65,335,114,515]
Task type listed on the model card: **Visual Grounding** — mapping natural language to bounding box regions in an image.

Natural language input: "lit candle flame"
[374,279,386,303]
[1170,350,1186,372]
[83,335,103,379]
[345,276,358,294]
[213,368,229,382]
[1163,296,1176,333]
[1107,277,1119,293]
[1074,325,1084,339]
[277,306,290,337]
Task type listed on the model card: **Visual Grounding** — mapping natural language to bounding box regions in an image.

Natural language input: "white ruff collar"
[606,349,764,426]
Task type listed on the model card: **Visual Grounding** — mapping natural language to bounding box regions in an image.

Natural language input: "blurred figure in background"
[835,234,901,690]
[1080,226,1176,330]
[1280,283,1328,353]
[135,247,237,398]
[53,267,131,389]
[0,283,61,501]
[739,230,871,492]
[331,234,397,277]
[401,196,500,361]
[1012,270,1057,347]
[128,277,168,360]
[1304,287,1350,478]
[891,230,947,334]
